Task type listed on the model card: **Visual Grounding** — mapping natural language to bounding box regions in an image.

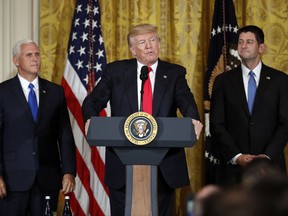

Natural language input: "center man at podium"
[82,23,202,216]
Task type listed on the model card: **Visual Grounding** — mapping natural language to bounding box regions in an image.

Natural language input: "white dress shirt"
[18,74,39,106]
[137,61,157,111]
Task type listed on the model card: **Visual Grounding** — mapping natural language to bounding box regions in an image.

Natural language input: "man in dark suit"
[82,24,203,216]
[210,25,288,186]
[0,39,76,215]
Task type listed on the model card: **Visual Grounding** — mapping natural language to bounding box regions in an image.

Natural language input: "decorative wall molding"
[0,0,39,82]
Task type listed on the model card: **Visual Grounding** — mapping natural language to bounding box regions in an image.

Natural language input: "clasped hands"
[236,154,269,167]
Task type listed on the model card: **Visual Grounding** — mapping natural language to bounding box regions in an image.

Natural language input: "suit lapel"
[37,78,48,124]
[252,65,271,115]
[11,76,35,121]
[153,60,168,116]
[11,76,28,108]
[123,60,138,113]
[230,68,250,115]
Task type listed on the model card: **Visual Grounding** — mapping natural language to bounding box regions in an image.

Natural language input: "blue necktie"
[248,71,256,114]
[28,83,38,121]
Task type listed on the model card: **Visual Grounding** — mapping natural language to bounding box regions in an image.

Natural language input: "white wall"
[0,0,39,82]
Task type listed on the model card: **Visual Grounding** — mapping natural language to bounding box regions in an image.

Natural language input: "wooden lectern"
[86,116,196,216]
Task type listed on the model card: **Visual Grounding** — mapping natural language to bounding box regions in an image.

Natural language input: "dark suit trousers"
[0,181,58,216]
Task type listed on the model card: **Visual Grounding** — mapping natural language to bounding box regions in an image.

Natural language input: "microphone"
[140,66,149,111]
[140,66,149,81]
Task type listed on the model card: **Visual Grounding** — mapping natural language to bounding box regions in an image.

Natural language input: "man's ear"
[259,43,266,54]
[13,56,19,66]
[130,47,136,56]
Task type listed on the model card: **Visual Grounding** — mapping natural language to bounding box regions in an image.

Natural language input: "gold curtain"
[40,0,288,215]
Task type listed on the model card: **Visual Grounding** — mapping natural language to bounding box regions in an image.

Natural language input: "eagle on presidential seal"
[133,119,150,138]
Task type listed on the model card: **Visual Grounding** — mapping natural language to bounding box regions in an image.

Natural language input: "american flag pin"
[266,77,270,80]
[163,75,167,79]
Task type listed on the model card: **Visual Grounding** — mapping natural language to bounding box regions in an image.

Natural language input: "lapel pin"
[266,77,270,80]
[163,75,167,79]
[42,90,46,93]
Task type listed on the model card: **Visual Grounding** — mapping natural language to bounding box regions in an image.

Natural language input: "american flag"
[204,0,241,184]
[61,0,110,215]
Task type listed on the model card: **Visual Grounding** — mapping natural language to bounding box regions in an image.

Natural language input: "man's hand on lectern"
[85,119,91,136]
[192,119,203,140]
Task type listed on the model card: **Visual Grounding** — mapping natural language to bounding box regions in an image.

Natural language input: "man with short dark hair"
[210,25,288,186]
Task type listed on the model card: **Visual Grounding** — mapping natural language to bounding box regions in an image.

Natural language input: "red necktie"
[143,67,153,114]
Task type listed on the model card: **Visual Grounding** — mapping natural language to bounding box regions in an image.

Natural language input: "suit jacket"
[0,75,76,192]
[82,58,200,189]
[210,63,288,185]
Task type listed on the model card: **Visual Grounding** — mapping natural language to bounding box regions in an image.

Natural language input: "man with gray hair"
[0,39,76,215]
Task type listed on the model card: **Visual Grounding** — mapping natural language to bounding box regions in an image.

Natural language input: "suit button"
[32,152,36,155]
[249,121,254,126]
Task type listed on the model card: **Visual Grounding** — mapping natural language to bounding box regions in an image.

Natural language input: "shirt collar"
[241,61,262,79]
[18,73,39,90]
[137,61,158,74]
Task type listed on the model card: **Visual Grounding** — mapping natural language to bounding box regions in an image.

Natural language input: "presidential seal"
[124,112,158,145]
